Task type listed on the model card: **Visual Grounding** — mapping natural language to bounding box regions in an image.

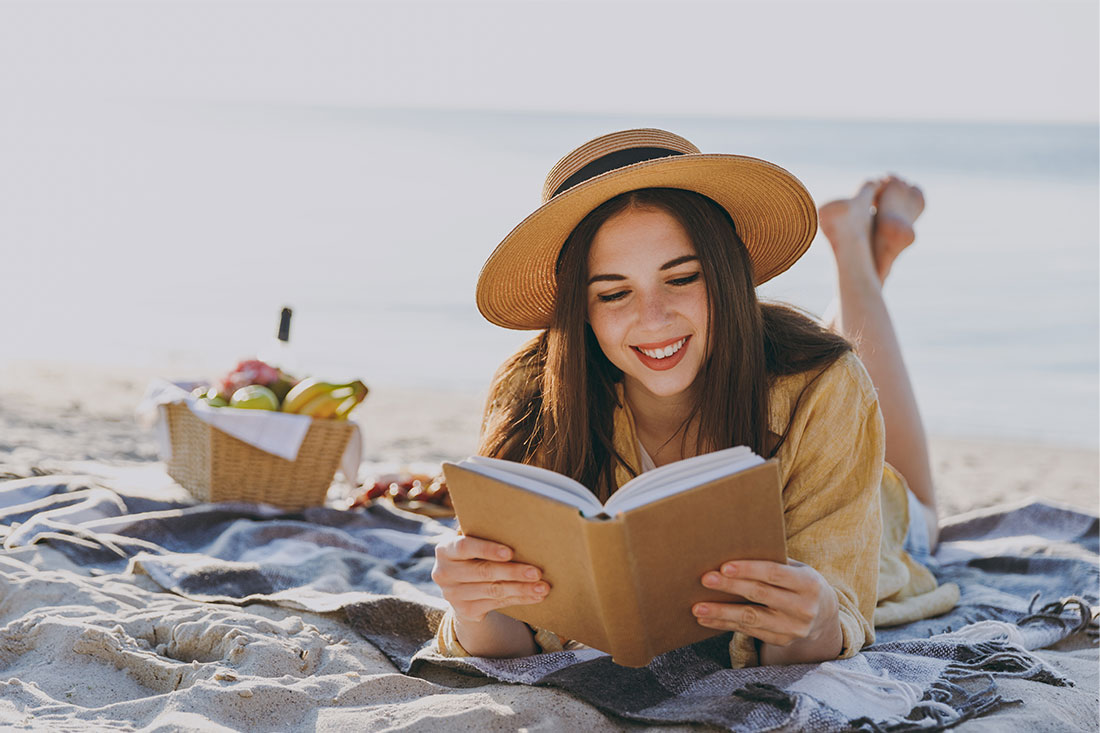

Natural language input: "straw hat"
[476,128,817,330]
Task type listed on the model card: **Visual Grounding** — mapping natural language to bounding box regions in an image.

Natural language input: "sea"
[1,100,1096,446]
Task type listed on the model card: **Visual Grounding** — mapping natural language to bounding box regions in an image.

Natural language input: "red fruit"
[219,359,281,395]
[365,482,389,500]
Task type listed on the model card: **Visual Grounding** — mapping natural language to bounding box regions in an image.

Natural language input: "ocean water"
[1,101,1096,446]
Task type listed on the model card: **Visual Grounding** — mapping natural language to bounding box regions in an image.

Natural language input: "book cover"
[442,457,787,667]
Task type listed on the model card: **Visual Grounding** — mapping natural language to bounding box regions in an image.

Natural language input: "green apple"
[229,385,280,411]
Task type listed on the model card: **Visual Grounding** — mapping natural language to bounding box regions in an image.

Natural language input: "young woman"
[432,129,957,667]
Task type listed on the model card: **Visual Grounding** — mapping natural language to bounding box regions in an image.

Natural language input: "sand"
[0,358,1097,731]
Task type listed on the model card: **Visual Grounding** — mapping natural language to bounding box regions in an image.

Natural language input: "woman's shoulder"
[767,351,878,434]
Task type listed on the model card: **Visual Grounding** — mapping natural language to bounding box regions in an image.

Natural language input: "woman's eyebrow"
[587,255,699,286]
[660,255,699,271]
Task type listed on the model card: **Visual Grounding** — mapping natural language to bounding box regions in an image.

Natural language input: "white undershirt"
[637,440,657,473]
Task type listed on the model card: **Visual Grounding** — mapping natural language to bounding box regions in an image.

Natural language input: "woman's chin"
[623,372,700,402]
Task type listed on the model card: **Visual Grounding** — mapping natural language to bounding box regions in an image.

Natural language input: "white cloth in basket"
[136,379,362,485]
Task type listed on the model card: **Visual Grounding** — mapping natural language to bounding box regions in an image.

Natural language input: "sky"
[0,0,1097,124]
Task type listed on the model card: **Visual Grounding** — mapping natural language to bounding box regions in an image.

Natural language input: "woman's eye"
[596,291,628,303]
[669,272,701,286]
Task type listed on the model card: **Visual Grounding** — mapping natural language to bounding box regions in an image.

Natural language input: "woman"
[432,129,958,667]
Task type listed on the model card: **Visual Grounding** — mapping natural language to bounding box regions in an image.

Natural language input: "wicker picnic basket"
[163,402,355,510]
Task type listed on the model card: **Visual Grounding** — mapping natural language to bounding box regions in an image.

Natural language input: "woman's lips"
[631,336,690,372]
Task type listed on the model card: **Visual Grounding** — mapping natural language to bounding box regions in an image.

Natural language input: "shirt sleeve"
[729,354,884,668]
[434,608,472,657]
[434,608,565,657]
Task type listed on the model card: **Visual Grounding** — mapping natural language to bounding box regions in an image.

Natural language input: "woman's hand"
[693,559,843,665]
[432,534,550,624]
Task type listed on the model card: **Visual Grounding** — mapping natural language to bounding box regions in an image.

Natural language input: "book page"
[460,455,604,515]
[604,445,763,516]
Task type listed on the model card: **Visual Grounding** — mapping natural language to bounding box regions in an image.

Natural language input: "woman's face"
[586,205,709,401]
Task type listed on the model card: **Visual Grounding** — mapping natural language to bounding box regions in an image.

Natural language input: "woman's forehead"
[587,206,696,275]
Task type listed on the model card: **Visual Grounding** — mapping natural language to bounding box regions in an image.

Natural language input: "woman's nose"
[637,288,672,326]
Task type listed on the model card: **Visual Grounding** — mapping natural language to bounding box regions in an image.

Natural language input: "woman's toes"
[871,176,924,282]
[818,184,878,281]
[854,180,880,208]
[877,177,925,223]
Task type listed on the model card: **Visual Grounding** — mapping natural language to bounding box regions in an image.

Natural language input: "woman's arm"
[696,354,885,667]
[452,612,538,658]
[432,534,548,658]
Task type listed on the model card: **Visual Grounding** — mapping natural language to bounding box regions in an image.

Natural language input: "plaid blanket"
[1,468,1096,732]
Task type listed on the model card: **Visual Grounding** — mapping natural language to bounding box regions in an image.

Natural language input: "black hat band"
[551,147,685,199]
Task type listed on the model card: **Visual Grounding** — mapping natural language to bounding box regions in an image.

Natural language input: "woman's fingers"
[693,602,806,647]
[457,558,542,584]
[450,579,550,623]
[434,556,542,585]
[434,536,542,582]
[713,560,814,592]
[700,560,822,616]
[695,559,839,646]
[448,580,549,605]
[432,534,549,622]
[439,535,515,562]
[700,570,801,610]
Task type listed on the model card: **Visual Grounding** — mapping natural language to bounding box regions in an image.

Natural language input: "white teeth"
[639,338,686,360]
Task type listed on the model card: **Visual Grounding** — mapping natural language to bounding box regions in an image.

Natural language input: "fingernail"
[524,567,538,580]
[534,583,548,594]
[721,563,737,576]
[694,604,709,616]
[497,548,509,559]
[703,572,721,586]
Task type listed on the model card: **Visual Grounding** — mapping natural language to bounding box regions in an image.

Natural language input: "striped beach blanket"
[1,467,1096,732]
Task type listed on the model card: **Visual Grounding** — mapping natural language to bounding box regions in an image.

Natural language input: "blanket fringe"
[948,640,1070,686]
[848,677,1018,732]
[1019,593,1096,638]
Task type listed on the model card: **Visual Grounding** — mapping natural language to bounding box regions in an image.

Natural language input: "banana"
[296,391,344,418]
[282,378,369,417]
[350,379,369,401]
[282,378,340,413]
[333,394,360,419]
[333,380,369,420]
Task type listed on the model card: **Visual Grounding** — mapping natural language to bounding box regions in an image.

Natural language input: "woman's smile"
[631,335,691,371]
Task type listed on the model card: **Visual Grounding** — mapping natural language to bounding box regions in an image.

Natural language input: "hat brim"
[477,153,818,330]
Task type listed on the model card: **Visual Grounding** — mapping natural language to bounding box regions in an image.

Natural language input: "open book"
[442,446,787,667]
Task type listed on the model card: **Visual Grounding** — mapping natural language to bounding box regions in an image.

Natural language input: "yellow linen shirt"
[435,350,958,666]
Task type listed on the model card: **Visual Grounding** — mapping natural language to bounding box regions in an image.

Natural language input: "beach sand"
[1,359,1097,731]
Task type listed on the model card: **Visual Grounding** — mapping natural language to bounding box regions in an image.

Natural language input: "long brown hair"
[478,188,852,500]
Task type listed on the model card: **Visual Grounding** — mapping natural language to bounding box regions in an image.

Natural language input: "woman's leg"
[818,177,939,547]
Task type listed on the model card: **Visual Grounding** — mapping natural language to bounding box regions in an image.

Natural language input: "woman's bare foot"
[872,176,924,283]
[818,180,882,285]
